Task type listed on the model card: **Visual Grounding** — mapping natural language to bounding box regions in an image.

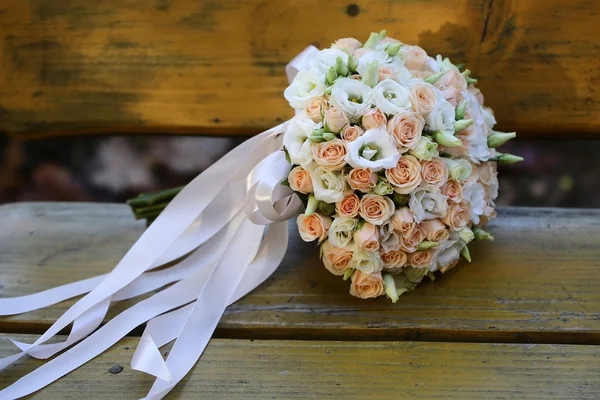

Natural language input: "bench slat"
[2,334,599,399]
[1,203,599,343]
[1,0,599,138]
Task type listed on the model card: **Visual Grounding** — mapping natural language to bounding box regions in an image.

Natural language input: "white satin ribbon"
[0,47,316,399]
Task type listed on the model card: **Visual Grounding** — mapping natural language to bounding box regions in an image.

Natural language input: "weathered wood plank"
[1,203,599,343]
[1,334,599,399]
[0,0,599,138]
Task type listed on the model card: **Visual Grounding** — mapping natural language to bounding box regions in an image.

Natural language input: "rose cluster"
[282,31,520,301]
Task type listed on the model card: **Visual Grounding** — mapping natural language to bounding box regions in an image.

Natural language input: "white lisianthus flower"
[409,187,448,223]
[462,181,486,224]
[310,167,347,203]
[460,91,491,164]
[425,97,455,134]
[373,79,412,115]
[346,126,400,171]
[379,222,401,253]
[356,50,391,76]
[350,249,384,274]
[284,69,326,110]
[433,232,463,271]
[309,48,349,76]
[481,106,497,130]
[328,216,359,249]
[330,78,374,122]
[468,128,491,163]
[283,116,319,166]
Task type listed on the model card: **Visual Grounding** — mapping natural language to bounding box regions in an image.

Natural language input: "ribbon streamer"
[0,46,318,399]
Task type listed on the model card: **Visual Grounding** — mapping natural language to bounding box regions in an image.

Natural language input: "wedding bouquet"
[0,30,520,399]
[281,31,519,301]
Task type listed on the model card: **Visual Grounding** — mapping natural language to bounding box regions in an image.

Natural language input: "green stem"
[127,186,185,208]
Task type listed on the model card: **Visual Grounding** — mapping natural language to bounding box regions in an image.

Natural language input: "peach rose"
[321,240,353,276]
[288,166,313,194]
[311,139,347,172]
[412,70,435,80]
[304,96,328,123]
[349,271,385,299]
[387,111,424,151]
[333,37,362,55]
[410,82,438,115]
[420,219,449,242]
[440,180,463,203]
[399,224,425,253]
[386,155,422,194]
[420,157,448,188]
[353,47,373,59]
[391,207,416,236]
[348,168,377,193]
[353,222,379,252]
[341,125,364,142]
[381,249,408,269]
[335,192,360,218]
[362,108,387,130]
[441,202,470,231]
[403,45,429,71]
[441,133,469,158]
[324,106,350,133]
[469,87,485,105]
[477,162,497,186]
[435,68,467,93]
[359,194,395,226]
[297,213,332,242]
[409,249,434,268]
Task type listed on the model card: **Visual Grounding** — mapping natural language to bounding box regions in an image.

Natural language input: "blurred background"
[0,136,594,208]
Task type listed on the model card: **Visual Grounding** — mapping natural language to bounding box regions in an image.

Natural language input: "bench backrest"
[1,0,598,139]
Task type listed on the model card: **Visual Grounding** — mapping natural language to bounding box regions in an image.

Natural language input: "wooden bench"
[2,1,600,398]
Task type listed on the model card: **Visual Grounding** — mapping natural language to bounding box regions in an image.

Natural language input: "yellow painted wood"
[0,0,599,138]
[1,334,599,399]
[1,203,600,343]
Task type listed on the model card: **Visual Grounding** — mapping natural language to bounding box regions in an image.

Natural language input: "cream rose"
[288,166,313,194]
[311,139,347,172]
[420,218,450,242]
[333,37,362,55]
[304,96,328,123]
[349,271,385,299]
[420,157,448,188]
[359,194,396,226]
[409,82,439,116]
[402,45,429,71]
[347,168,377,193]
[387,111,425,151]
[385,155,422,194]
[362,108,387,130]
[409,187,448,223]
[381,249,408,269]
[408,249,435,268]
[328,216,359,248]
[399,224,425,253]
[409,136,439,161]
[341,125,364,142]
[391,207,416,236]
[297,213,332,242]
[324,106,350,134]
[310,167,347,203]
[335,192,360,218]
[349,251,384,275]
[321,240,354,276]
[441,202,470,231]
[354,222,380,252]
[440,180,463,203]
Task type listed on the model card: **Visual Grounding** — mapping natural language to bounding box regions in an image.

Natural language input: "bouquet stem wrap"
[0,48,317,399]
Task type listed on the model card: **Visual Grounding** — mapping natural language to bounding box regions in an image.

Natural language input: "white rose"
[309,48,349,76]
[425,97,455,133]
[373,79,412,115]
[328,216,359,248]
[330,78,374,122]
[350,249,384,274]
[346,126,400,171]
[409,187,448,223]
[284,69,326,110]
[283,116,319,166]
[310,167,347,203]
[462,181,486,224]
